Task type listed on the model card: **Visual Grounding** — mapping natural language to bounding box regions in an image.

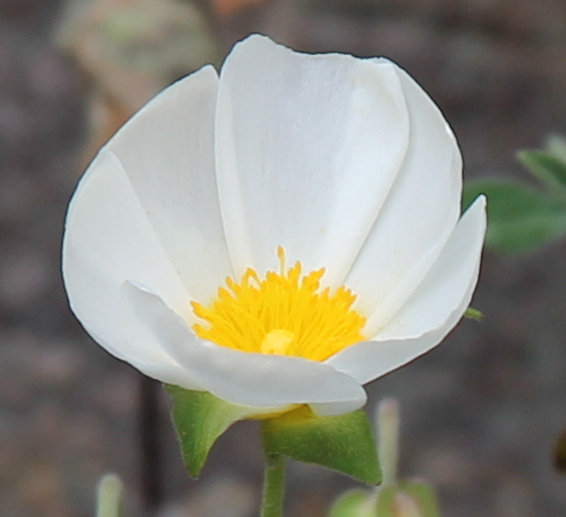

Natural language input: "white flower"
[62,34,486,418]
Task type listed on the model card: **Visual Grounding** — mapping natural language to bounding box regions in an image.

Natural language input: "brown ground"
[2,1,566,516]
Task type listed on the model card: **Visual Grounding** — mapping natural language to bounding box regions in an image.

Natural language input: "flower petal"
[107,65,233,303]
[215,34,409,282]
[345,61,462,328]
[63,148,197,385]
[124,281,367,416]
[374,196,486,340]
[326,196,486,384]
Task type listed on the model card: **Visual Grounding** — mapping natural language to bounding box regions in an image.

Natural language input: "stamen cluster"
[191,247,366,361]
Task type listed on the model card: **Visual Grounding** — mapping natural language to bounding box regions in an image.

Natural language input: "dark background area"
[2,0,566,516]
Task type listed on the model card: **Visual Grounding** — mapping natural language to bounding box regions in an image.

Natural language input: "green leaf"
[261,406,380,484]
[328,489,377,517]
[464,307,483,321]
[376,481,440,517]
[463,179,566,253]
[517,149,566,192]
[166,386,253,477]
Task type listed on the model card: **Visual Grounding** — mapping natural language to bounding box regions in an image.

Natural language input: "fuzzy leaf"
[261,406,380,484]
[463,179,566,253]
[166,386,253,477]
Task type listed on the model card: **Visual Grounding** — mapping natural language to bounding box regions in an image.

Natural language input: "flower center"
[190,247,366,361]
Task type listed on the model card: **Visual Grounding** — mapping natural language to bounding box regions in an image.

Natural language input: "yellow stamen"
[190,247,366,361]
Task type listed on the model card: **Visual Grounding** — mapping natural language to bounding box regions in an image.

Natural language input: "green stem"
[261,453,285,517]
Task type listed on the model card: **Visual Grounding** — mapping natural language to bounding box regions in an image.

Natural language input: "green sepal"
[261,406,381,484]
[328,489,377,517]
[463,179,566,253]
[376,481,440,517]
[166,385,253,477]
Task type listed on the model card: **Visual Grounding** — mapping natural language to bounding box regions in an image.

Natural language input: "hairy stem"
[261,453,285,517]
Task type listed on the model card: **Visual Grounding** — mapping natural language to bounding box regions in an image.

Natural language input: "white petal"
[126,357,202,390]
[376,196,486,339]
[107,65,233,304]
[124,281,367,416]
[216,34,409,283]
[327,196,486,384]
[63,148,196,384]
[345,62,462,331]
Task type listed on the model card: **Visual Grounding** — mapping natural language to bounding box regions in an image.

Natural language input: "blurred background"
[2,0,566,516]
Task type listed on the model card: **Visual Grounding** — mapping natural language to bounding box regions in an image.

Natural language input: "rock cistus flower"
[63,34,486,418]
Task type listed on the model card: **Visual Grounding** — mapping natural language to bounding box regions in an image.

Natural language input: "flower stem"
[261,453,285,517]
[377,398,400,485]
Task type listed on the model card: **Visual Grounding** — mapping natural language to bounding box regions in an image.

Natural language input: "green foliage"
[463,134,566,254]
[464,307,483,321]
[463,179,566,253]
[261,406,381,484]
[166,386,253,477]
[517,150,566,192]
